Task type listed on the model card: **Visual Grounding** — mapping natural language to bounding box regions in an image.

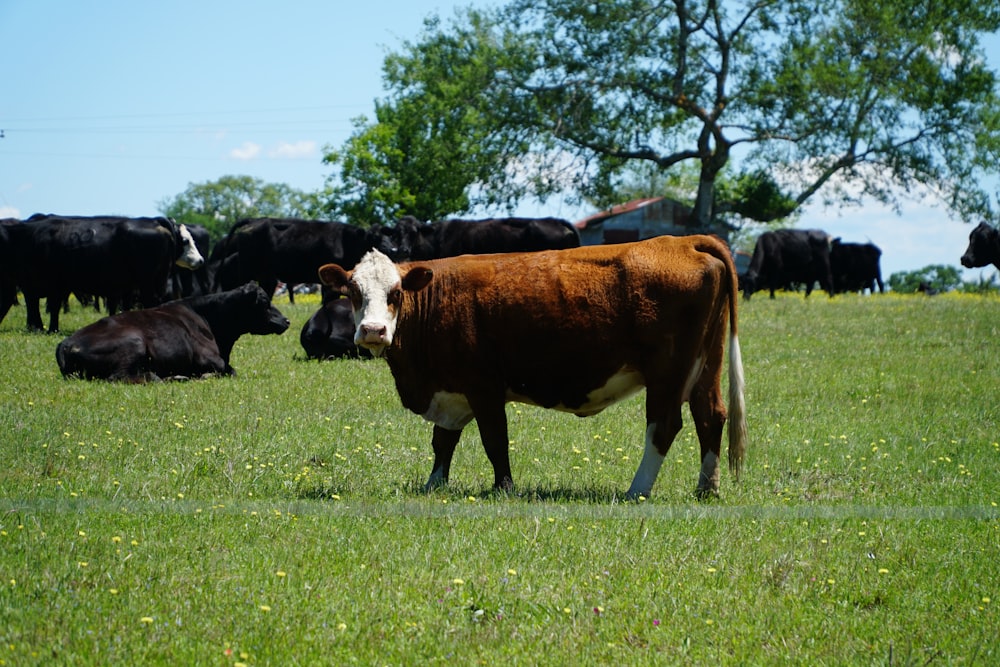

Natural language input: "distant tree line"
[889,265,999,294]
[158,175,325,243]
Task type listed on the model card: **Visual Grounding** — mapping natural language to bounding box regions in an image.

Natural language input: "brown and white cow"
[319,235,748,499]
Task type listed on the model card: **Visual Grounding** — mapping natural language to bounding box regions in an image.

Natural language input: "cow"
[742,228,834,300]
[55,283,289,382]
[171,223,213,298]
[0,219,20,324]
[830,239,884,294]
[960,222,1000,271]
[212,218,397,298]
[318,235,748,499]
[1,215,204,332]
[300,295,372,360]
[385,215,580,261]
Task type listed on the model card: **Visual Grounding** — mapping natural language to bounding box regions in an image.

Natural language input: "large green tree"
[159,175,324,242]
[326,0,1000,230]
[322,12,526,223]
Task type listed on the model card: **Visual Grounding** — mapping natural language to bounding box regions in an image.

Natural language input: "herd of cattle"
[2,212,998,496]
[3,215,998,365]
[0,214,583,375]
[3,215,999,369]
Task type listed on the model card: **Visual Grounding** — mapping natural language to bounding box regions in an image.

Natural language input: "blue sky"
[1,1,997,281]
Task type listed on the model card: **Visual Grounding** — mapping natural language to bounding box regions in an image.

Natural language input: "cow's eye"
[388,288,402,307]
[348,284,363,309]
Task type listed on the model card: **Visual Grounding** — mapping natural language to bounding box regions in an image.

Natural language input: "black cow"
[213,218,396,298]
[960,222,1000,271]
[742,229,834,300]
[300,295,372,360]
[55,283,289,381]
[830,239,884,294]
[1,215,204,332]
[385,216,581,260]
[0,219,20,323]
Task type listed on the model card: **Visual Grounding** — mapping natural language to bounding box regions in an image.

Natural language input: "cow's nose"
[359,323,387,341]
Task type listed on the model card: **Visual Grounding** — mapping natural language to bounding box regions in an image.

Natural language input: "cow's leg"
[688,372,727,499]
[626,386,684,499]
[425,425,462,491]
[46,293,64,332]
[683,308,731,499]
[470,399,514,491]
[23,293,44,331]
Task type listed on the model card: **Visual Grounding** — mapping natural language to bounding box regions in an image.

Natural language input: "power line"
[2,124,354,135]
[0,103,372,125]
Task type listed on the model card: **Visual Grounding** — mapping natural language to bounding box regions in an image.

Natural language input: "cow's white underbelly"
[566,367,645,416]
[421,391,475,430]
[507,366,646,417]
[423,362,701,428]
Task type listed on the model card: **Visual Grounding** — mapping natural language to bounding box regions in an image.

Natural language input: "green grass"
[1,291,998,665]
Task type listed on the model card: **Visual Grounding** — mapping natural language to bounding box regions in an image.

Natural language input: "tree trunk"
[692,176,715,230]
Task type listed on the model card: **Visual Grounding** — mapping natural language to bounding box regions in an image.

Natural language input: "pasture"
[1,291,998,665]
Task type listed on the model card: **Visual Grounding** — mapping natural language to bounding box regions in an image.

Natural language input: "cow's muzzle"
[356,322,390,355]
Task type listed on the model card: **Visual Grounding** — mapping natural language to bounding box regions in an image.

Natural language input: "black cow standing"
[0,219,20,322]
[0,214,204,332]
[56,283,289,381]
[384,216,581,260]
[212,218,396,298]
[742,229,834,300]
[299,295,372,360]
[960,222,1000,271]
[830,239,885,294]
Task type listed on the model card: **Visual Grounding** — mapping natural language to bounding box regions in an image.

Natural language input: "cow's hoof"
[694,487,720,501]
[423,478,448,493]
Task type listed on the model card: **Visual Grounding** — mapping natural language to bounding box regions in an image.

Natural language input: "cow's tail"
[724,248,748,480]
[698,237,748,479]
[692,237,748,479]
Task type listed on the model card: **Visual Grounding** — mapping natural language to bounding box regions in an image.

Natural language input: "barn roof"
[573,197,667,231]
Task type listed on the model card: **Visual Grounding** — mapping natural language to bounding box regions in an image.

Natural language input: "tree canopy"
[159,175,324,242]
[324,0,1000,231]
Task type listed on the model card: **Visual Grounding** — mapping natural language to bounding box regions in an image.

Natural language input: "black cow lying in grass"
[300,297,372,360]
[56,283,289,381]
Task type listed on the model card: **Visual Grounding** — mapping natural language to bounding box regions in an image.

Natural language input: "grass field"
[1,290,998,665]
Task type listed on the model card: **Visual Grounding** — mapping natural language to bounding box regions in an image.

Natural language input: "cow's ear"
[319,264,351,294]
[401,266,433,292]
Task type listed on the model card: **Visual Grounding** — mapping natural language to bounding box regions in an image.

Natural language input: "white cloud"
[230,141,262,160]
[0,206,20,218]
[268,140,317,159]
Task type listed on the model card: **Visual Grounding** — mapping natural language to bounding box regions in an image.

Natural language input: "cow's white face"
[319,250,433,357]
[348,250,405,356]
[176,224,205,270]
